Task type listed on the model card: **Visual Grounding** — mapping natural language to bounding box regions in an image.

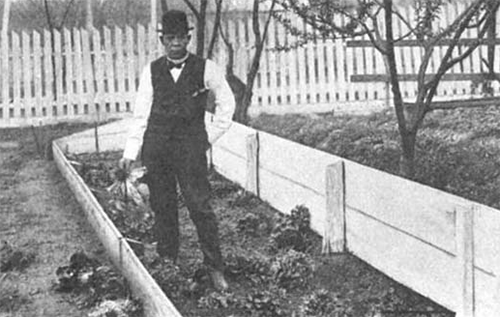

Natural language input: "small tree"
[221,0,278,123]
[280,0,500,177]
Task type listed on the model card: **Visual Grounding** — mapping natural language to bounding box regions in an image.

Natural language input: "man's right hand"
[118,158,133,171]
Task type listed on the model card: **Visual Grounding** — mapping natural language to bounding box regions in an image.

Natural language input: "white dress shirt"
[122,58,236,161]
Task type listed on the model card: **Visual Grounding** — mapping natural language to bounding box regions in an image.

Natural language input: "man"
[119,10,235,291]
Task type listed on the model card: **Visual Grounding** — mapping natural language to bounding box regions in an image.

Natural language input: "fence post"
[456,206,475,317]
[322,161,345,254]
[246,132,259,197]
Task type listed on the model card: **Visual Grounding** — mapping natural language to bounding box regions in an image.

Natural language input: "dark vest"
[144,54,208,141]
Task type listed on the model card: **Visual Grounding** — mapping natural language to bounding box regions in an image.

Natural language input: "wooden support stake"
[246,133,259,196]
[207,145,213,170]
[456,206,475,317]
[322,161,345,254]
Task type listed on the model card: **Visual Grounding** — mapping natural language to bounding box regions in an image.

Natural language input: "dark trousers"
[142,134,223,271]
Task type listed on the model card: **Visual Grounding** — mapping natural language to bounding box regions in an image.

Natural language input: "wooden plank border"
[52,140,183,317]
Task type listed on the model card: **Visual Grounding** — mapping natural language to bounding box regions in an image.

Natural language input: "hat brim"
[156,26,194,33]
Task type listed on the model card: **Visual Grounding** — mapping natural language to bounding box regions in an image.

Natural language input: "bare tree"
[280,0,500,177]
[232,0,278,123]
[160,0,169,13]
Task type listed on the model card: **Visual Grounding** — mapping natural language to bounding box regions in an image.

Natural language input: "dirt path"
[0,125,108,317]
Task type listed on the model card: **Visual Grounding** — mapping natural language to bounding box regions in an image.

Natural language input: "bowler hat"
[157,10,193,34]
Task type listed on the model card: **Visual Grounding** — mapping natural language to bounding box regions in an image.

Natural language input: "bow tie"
[168,61,185,70]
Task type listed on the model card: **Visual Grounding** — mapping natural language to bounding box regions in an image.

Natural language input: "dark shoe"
[209,270,229,292]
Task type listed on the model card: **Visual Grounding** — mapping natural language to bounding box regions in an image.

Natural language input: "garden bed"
[68,150,453,317]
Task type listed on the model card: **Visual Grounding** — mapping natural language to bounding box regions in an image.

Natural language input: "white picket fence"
[1,4,500,127]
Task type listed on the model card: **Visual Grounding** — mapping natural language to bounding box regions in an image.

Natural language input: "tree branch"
[207,0,223,59]
[182,0,199,19]
[384,0,406,133]
[43,0,53,30]
[58,0,76,30]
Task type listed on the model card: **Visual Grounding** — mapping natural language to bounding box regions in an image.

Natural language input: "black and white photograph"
[0,0,499,316]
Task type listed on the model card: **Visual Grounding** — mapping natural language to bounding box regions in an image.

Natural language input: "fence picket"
[33,31,43,116]
[324,38,334,103]
[259,29,270,107]
[54,29,64,118]
[286,13,298,106]
[316,38,327,104]
[351,30,364,101]
[92,29,105,118]
[42,30,53,110]
[296,19,307,105]
[305,22,317,105]
[275,18,288,106]
[334,39,347,102]
[147,24,157,64]
[268,17,279,106]
[12,32,21,110]
[125,26,135,112]
[63,28,74,116]
[1,33,9,110]
[103,27,115,112]
[137,24,146,73]
[22,31,33,118]
[73,28,84,115]
[81,29,93,116]
[114,26,125,112]
[344,39,355,102]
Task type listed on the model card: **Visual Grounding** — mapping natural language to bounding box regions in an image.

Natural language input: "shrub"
[245,289,285,317]
[270,249,314,289]
[270,205,314,252]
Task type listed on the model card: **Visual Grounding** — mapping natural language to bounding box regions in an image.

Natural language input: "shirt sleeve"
[122,65,153,161]
[204,59,236,145]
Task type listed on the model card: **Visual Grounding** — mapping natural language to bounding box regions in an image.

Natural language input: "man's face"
[160,33,190,59]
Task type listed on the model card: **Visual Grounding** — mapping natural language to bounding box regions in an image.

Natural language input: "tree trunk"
[196,0,208,56]
[227,74,247,122]
[207,0,223,59]
[160,0,168,13]
[399,129,417,179]
[86,0,93,30]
